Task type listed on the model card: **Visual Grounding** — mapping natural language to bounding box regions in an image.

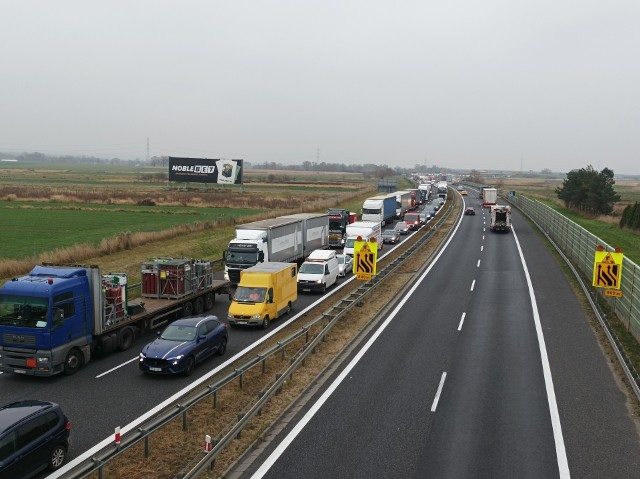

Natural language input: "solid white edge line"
[431,372,447,412]
[470,279,475,291]
[457,312,466,331]
[512,226,570,478]
[250,204,466,479]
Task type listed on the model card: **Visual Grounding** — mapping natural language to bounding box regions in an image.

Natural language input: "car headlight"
[227,312,233,319]
[316,279,323,284]
[139,352,146,360]
[167,354,184,363]
[251,314,262,320]
[38,357,49,362]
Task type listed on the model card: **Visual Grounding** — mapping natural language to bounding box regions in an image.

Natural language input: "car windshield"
[160,325,197,341]
[299,263,325,274]
[0,295,49,328]
[337,256,345,264]
[383,231,395,236]
[234,286,266,302]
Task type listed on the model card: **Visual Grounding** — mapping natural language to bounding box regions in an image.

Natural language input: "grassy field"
[0,201,260,260]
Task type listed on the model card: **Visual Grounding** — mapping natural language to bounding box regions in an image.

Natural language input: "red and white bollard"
[114,426,121,446]
[204,434,212,453]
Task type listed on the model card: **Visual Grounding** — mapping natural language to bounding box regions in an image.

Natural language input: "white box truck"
[482,188,498,207]
[343,221,383,256]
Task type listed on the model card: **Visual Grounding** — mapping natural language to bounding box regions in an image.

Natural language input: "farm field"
[0,201,258,260]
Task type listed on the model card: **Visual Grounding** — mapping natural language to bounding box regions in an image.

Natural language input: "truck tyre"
[194,297,204,315]
[261,316,270,329]
[182,301,194,317]
[286,301,292,315]
[205,293,215,310]
[63,349,83,376]
[183,356,195,376]
[118,327,134,351]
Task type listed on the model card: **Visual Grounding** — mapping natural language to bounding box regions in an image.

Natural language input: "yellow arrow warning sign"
[592,251,623,289]
[354,239,378,280]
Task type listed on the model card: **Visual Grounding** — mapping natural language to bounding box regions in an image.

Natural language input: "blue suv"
[0,400,71,478]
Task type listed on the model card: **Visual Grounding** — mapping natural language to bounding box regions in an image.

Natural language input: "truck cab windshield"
[329,220,343,231]
[362,208,380,215]
[226,250,258,264]
[344,238,356,249]
[0,295,49,328]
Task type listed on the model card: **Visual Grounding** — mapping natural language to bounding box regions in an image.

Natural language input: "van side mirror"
[258,251,265,262]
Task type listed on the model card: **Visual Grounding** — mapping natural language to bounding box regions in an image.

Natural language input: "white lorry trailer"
[395,190,412,219]
[279,213,330,256]
[490,205,512,232]
[224,217,306,285]
[343,221,383,256]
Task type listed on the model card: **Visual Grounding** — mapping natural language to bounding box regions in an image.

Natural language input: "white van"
[297,249,340,294]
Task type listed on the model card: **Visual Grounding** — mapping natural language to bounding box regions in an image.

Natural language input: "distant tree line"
[620,202,640,230]
[555,165,620,215]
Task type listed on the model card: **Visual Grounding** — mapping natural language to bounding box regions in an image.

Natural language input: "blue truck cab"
[0,265,109,376]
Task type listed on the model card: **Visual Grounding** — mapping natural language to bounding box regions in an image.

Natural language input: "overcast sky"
[1,1,638,174]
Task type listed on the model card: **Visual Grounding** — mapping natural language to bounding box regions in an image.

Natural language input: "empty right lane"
[247,197,640,479]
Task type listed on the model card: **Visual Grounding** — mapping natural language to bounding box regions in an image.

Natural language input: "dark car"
[382,229,401,244]
[394,221,409,235]
[420,210,431,223]
[465,207,476,215]
[0,400,71,478]
[139,315,228,376]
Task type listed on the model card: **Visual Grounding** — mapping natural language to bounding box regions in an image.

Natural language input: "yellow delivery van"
[227,262,297,329]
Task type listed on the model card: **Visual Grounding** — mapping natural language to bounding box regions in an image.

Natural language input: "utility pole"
[146,137,150,163]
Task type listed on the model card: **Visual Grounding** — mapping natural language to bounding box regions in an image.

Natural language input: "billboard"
[168,157,243,185]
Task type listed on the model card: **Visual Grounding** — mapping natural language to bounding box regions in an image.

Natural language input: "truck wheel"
[183,356,195,376]
[194,297,204,315]
[205,293,215,310]
[261,316,270,329]
[182,301,194,317]
[118,327,134,351]
[63,349,83,376]
[286,301,292,315]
